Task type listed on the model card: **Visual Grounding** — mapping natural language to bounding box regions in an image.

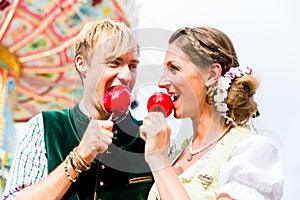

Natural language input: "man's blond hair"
[75,18,138,65]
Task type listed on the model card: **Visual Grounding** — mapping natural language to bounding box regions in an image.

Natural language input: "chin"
[174,110,183,119]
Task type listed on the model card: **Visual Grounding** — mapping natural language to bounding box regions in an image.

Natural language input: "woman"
[140,27,284,199]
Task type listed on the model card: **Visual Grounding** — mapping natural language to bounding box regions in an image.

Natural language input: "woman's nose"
[158,73,171,89]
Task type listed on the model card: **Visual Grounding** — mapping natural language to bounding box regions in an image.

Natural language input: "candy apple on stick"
[103,85,131,122]
[147,92,173,118]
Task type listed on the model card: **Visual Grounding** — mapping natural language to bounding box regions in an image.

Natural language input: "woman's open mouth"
[170,93,180,103]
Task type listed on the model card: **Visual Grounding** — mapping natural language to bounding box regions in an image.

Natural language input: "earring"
[205,80,213,87]
[205,79,216,87]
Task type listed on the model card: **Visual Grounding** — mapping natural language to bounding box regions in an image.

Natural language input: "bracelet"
[70,151,86,171]
[69,154,82,173]
[72,147,91,171]
[74,147,91,167]
[71,149,90,171]
[64,155,79,183]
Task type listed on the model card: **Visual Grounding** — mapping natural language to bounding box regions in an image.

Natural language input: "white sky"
[134,0,300,199]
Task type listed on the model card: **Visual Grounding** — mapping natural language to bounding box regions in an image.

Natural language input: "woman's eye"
[169,65,179,71]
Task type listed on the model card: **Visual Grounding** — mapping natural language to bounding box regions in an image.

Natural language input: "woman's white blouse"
[215,134,284,200]
[148,127,284,200]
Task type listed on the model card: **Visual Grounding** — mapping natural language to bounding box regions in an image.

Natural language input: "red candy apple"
[103,85,131,117]
[147,92,173,117]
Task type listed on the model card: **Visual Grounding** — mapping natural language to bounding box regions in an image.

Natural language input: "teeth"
[171,95,175,102]
[171,94,179,102]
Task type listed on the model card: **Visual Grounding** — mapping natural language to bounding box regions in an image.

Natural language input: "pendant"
[198,174,213,190]
[187,154,193,161]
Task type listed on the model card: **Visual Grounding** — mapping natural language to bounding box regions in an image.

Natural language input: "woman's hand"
[140,112,171,171]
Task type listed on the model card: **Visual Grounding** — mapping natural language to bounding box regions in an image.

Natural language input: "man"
[3,19,153,199]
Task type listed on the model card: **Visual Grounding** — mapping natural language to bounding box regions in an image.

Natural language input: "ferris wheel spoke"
[9,0,77,52]
[0,0,20,41]
[19,38,75,63]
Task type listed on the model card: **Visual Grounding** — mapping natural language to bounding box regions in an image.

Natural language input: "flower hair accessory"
[213,66,253,124]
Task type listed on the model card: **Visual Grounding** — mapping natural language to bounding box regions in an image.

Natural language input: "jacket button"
[99,182,104,186]
[101,165,105,170]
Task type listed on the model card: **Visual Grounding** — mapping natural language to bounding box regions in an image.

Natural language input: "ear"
[75,55,87,76]
[205,63,222,87]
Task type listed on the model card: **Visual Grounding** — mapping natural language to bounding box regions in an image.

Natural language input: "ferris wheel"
[0,0,137,122]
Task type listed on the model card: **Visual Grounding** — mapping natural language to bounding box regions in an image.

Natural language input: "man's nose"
[117,66,131,84]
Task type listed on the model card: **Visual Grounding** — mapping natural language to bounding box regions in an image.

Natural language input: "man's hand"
[77,118,114,163]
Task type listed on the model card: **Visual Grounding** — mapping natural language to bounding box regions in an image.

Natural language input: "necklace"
[187,124,232,162]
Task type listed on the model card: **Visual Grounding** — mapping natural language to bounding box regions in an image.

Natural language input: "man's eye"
[129,65,137,70]
[107,61,119,68]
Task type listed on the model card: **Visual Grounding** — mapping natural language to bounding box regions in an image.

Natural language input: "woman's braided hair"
[169,27,259,124]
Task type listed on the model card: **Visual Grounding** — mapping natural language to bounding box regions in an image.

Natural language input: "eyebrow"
[164,60,178,66]
[130,59,140,64]
[115,57,140,64]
